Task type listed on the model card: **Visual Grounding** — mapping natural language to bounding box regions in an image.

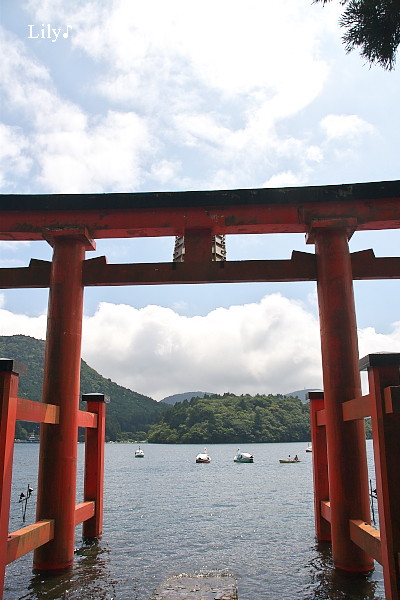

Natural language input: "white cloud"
[80,294,324,399]
[0,28,155,193]
[36,110,153,193]
[0,124,32,190]
[0,302,47,339]
[1,294,398,401]
[320,114,375,141]
[358,323,400,357]
[8,0,338,191]
[263,171,306,188]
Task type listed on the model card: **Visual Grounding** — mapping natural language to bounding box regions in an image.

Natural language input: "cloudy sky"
[1,0,399,400]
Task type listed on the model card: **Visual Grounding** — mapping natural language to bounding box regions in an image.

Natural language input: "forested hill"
[148,393,311,444]
[0,335,167,441]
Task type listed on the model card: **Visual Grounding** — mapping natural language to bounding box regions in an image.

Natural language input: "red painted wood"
[1,252,398,290]
[0,367,18,599]
[33,237,87,572]
[182,228,213,262]
[77,409,97,429]
[366,360,400,600]
[342,394,371,421]
[351,250,400,280]
[16,397,59,424]
[1,181,399,241]
[82,397,106,539]
[309,392,331,541]
[349,520,382,564]
[7,520,54,565]
[314,227,373,572]
[74,502,95,526]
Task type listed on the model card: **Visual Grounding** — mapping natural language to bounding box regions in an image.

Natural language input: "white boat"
[306,443,312,452]
[134,446,144,458]
[233,448,254,463]
[195,448,211,463]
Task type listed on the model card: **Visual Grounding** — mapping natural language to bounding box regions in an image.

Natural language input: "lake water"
[4,441,384,599]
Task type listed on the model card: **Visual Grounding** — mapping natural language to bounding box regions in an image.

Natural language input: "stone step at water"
[151,572,238,600]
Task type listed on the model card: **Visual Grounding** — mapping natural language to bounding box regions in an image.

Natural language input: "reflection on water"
[4,441,384,600]
[26,542,117,600]
[303,543,383,600]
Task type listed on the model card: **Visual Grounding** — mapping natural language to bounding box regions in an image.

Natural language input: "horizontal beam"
[1,181,399,241]
[77,410,98,429]
[384,386,400,414]
[83,251,318,286]
[349,519,382,564]
[0,259,50,289]
[16,397,59,424]
[7,520,54,564]
[321,500,331,523]
[1,250,399,290]
[351,250,400,280]
[316,409,326,427]
[342,394,371,421]
[74,501,95,525]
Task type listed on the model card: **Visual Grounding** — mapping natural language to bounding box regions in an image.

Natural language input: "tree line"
[148,393,312,443]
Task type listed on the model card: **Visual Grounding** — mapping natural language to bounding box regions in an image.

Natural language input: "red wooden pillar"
[310,224,373,572]
[309,391,331,542]
[34,233,94,572]
[82,394,107,540]
[0,360,19,599]
[361,353,400,600]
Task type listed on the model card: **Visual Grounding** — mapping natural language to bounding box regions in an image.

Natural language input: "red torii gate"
[0,179,399,598]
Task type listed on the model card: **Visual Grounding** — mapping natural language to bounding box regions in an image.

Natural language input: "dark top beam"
[1,180,399,211]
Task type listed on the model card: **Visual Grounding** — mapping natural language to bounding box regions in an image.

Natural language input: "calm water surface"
[4,441,384,599]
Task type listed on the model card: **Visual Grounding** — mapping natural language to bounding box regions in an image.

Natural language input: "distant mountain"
[284,389,323,403]
[0,335,167,441]
[161,391,214,405]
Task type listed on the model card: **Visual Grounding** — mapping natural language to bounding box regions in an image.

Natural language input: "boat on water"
[233,448,254,463]
[134,446,144,458]
[195,448,211,463]
[279,455,301,463]
[306,443,312,452]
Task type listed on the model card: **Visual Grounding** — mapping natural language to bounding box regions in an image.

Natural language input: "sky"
[0,0,399,401]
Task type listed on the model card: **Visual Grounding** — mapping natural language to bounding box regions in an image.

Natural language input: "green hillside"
[0,335,167,441]
[148,392,311,443]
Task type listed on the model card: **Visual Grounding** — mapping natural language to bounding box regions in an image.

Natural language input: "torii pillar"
[308,221,373,573]
[33,230,95,572]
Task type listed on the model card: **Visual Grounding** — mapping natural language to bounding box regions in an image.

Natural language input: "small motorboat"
[135,446,144,458]
[279,455,301,463]
[195,448,211,463]
[306,443,312,452]
[233,448,254,463]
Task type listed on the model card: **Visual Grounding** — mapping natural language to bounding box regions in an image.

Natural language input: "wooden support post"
[0,360,19,600]
[181,228,213,262]
[311,225,373,572]
[82,394,107,540]
[360,353,400,600]
[308,391,331,541]
[34,234,93,572]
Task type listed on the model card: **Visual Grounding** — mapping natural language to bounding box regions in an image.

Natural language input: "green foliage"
[0,335,167,441]
[147,393,311,444]
[314,0,400,70]
[365,417,373,439]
